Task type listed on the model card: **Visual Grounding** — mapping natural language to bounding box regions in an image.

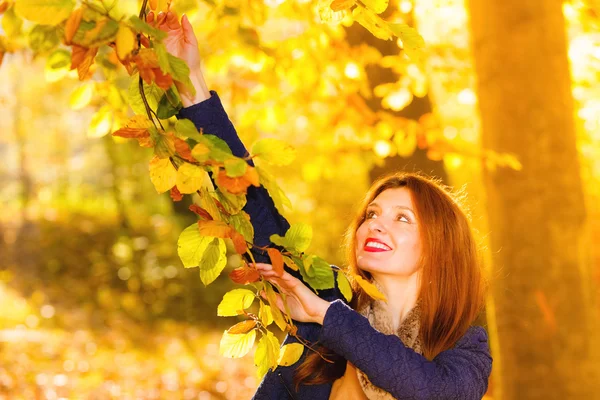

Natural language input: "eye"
[365,210,377,219]
[397,214,410,223]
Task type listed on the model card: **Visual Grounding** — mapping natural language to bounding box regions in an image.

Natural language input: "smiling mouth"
[364,240,392,252]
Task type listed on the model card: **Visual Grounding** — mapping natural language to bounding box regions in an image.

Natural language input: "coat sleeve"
[177,92,290,257]
[318,300,493,400]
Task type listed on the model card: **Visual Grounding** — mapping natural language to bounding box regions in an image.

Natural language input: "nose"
[367,218,385,233]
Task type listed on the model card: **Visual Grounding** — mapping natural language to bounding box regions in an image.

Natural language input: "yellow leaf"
[354,275,387,302]
[88,106,113,138]
[264,282,287,331]
[116,25,136,60]
[259,301,274,327]
[361,0,388,14]
[176,163,212,194]
[317,0,347,23]
[254,331,280,378]
[64,7,82,44]
[217,288,256,317]
[251,138,296,166]
[282,255,299,271]
[15,0,75,26]
[336,272,353,303]
[220,330,256,358]
[197,220,233,239]
[352,6,393,40]
[149,156,177,193]
[227,320,257,334]
[277,343,304,366]
[69,82,94,110]
[330,0,355,11]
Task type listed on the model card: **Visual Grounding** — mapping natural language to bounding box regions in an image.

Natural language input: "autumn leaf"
[115,24,136,60]
[264,282,287,331]
[259,301,274,327]
[134,48,173,89]
[154,131,176,158]
[230,231,247,254]
[64,7,83,44]
[176,163,211,194]
[112,115,154,147]
[170,186,183,201]
[220,330,256,358]
[189,204,213,220]
[197,220,233,238]
[354,275,387,302]
[254,331,280,378]
[177,223,213,268]
[148,156,177,193]
[227,320,257,334]
[173,136,196,162]
[361,0,388,14]
[282,255,299,271]
[70,45,98,80]
[277,343,304,366]
[15,0,75,26]
[336,271,353,302]
[252,138,296,166]
[229,264,260,285]
[216,167,260,195]
[199,237,227,285]
[267,248,284,277]
[330,0,355,11]
[352,5,393,40]
[217,288,256,317]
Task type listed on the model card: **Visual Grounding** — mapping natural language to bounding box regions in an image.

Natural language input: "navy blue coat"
[179,92,493,399]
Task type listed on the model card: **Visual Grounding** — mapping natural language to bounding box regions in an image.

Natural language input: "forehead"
[370,187,414,208]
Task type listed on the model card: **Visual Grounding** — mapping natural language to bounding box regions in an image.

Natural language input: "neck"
[371,271,421,330]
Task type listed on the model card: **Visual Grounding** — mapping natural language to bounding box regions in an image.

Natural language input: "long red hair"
[294,172,487,386]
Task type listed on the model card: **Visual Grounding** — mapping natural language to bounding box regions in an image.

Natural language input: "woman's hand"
[256,263,331,325]
[147,11,210,106]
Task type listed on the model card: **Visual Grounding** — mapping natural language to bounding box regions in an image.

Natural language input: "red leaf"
[230,231,247,255]
[267,248,284,277]
[229,264,260,285]
[64,8,83,44]
[189,204,213,220]
[170,186,183,201]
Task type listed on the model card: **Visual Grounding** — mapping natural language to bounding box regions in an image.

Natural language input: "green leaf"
[129,73,163,115]
[303,255,315,277]
[156,93,182,119]
[154,131,176,159]
[224,157,248,178]
[388,23,425,63]
[229,211,254,243]
[175,119,203,141]
[285,223,312,252]
[336,271,353,302]
[298,256,334,290]
[128,15,167,40]
[217,288,256,316]
[72,18,119,47]
[154,41,171,74]
[269,234,289,249]
[254,331,280,378]
[177,223,213,268]
[256,166,292,215]
[199,238,227,285]
[176,163,212,194]
[252,138,297,166]
[220,329,256,358]
[277,343,304,366]
[15,0,75,26]
[28,25,60,53]
[167,53,195,96]
[204,135,234,161]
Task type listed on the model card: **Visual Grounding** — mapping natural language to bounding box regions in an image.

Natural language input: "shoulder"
[454,326,490,349]
[435,325,493,375]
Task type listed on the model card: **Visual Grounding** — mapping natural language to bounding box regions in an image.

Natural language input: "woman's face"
[355,187,423,278]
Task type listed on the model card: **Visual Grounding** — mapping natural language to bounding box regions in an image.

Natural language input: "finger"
[146,11,154,23]
[181,14,198,44]
[157,11,168,26]
[166,11,181,30]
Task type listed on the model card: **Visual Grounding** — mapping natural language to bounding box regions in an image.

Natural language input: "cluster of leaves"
[0,0,401,379]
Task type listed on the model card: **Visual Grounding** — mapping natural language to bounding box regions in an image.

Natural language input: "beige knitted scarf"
[356,289,423,400]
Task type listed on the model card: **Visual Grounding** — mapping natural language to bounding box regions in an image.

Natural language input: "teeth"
[365,241,390,250]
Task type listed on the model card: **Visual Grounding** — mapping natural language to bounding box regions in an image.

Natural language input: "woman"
[154,11,492,399]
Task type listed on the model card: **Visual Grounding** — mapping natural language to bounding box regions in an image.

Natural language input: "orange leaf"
[216,167,260,195]
[174,137,196,162]
[267,248,284,277]
[0,2,8,13]
[71,45,98,80]
[189,204,213,220]
[154,68,173,90]
[64,8,83,44]
[112,115,154,147]
[197,220,233,238]
[170,186,183,201]
[149,0,158,10]
[229,264,261,285]
[230,231,247,255]
[0,52,4,68]
[227,320,257,334]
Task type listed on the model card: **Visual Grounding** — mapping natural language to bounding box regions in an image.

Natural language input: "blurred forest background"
[1,0,600,399]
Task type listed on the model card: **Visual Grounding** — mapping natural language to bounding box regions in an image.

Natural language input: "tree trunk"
[468,0,599,398]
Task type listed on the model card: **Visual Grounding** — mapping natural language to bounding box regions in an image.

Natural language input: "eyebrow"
[367,203,416,215]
